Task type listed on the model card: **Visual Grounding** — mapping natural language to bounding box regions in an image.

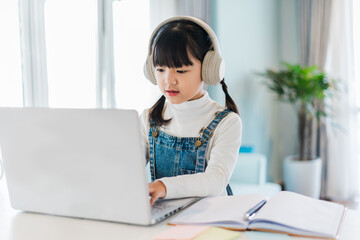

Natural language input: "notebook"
[169,191,347,239]
[0,107,199,225]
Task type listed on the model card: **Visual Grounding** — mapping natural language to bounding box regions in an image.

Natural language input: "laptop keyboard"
[151,200,178,216]
[150,198,200,224]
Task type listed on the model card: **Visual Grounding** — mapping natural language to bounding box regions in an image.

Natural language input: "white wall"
[209,0,300,182]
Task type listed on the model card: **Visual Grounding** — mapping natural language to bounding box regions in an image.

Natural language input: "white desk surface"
[1,178,360,240]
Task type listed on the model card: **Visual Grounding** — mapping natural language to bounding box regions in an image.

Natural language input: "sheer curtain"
[324,0,359,200]
[149,0,210,30]
[177,0,210,23]
[299,0,332,68]
[298,0,332,198]
[298,0,359,200]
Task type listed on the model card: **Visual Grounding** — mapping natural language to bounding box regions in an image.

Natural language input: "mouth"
[166,90,179,96]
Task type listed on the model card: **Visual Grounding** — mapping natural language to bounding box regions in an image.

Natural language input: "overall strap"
[195,109,232,173]
[148,119,159,181]
[202,109,232,140]
[195,109,234,196]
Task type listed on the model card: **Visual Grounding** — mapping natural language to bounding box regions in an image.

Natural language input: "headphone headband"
[146,16,221,56]
[144,16,225,86]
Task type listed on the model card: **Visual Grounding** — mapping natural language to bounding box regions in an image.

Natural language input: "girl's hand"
[148,181,167,206]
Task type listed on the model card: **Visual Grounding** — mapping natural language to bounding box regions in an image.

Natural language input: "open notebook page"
[249,191,345,238]
[170,194,267,228]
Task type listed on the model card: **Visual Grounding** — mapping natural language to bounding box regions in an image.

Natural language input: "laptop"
[0,107,199,225]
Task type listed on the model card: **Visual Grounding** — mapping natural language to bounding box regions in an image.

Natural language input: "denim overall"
[149,109,233,195]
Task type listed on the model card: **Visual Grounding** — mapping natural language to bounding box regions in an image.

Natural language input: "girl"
[140,16,242,206]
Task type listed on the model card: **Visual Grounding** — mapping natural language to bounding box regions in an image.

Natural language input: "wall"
[209,0,300,182]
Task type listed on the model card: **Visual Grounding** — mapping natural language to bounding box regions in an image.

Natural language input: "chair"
[229,153,281,196]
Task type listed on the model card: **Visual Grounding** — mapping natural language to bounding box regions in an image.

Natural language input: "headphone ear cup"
[201,50,225,86]
[144,55,157,85]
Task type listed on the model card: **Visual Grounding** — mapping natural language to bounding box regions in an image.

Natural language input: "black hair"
[149,19,239,126]
[152,20,211,68]
[220,79,239,114]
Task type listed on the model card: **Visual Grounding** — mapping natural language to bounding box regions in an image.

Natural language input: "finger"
[148,183,156,195]
[150,193,159,206]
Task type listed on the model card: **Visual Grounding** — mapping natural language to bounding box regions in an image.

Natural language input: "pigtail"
[220,79,239,115]
[149,95,172,126]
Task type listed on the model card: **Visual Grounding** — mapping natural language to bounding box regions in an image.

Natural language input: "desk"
[1,179,360,240]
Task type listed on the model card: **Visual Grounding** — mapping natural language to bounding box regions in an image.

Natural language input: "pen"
[243,199,267,220]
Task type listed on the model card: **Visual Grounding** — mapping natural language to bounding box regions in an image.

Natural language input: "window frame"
[97,0,116,108]
[19,0,48,107]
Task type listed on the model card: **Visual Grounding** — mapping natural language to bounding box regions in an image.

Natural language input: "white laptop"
[0,108,199,225]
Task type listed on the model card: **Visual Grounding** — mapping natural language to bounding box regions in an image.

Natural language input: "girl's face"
[155,55,204,104]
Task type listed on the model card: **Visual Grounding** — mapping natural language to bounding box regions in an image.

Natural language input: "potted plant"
[260,62,335,198]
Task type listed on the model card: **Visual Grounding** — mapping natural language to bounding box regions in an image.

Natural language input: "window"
[0,1,23,107]
[44,0,98,108]
[112,0,160,113]
[4,0,160,111]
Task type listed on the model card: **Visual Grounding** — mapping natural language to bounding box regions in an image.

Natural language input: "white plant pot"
[283,155,322,199]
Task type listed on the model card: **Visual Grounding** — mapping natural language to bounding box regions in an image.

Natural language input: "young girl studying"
[140,16,242,206]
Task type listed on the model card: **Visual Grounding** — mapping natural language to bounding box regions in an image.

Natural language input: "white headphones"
[143,16,225,86]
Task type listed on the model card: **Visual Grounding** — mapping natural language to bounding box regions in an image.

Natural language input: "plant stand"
[283,155,322,199]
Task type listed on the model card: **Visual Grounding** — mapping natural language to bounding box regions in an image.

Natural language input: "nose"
[164,69,177,85]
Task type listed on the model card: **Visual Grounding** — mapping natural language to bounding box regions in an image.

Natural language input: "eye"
[156,68,164,73]
[176,70,187,74]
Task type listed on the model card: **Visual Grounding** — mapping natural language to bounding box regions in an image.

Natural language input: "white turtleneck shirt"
[139,91,242,199]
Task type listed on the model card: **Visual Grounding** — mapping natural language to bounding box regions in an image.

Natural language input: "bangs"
[152,30,195,68]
